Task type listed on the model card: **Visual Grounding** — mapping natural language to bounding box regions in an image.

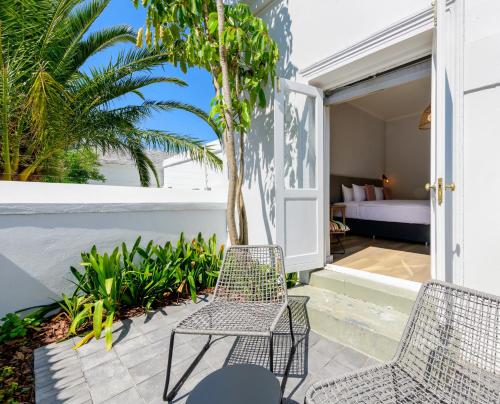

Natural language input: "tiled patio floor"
[34,296,379,403]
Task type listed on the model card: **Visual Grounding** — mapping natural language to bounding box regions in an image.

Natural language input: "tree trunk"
[236,130,248,244]
[215,0,241,245]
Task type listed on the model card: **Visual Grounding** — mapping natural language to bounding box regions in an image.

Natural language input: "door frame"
[301,2,464,285]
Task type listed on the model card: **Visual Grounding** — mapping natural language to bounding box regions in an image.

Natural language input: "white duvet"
[333,200,430,225]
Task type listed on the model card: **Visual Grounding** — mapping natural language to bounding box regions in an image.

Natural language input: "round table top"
[187,364,281,404]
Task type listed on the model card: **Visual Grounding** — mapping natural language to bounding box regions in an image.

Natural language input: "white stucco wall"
[93,163,164,187]
[462,0,500,295]
[0,182,227,316]
[241,0,431,245]
[163,141,227,192]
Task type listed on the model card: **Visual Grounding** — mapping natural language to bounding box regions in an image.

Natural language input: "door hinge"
[432,0,437,27]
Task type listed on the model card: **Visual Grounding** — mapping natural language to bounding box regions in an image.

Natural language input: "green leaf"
[104,312,114,351]
[105,278,113,295]
[93,300,104,339]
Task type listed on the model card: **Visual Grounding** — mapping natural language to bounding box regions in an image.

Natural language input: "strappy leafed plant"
[0,0,221,185]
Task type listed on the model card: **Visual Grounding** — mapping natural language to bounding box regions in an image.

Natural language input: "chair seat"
[306,364,444,404]
[175,301,286,337]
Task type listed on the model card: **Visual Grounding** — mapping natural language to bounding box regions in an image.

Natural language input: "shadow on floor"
[223,295,310,399]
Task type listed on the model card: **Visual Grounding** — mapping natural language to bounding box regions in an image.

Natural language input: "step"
[289,285,409,361]
[309,267,419,314]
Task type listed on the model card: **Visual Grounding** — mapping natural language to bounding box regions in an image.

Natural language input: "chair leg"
[163,332,212,402]
[269,331,274,373]
[331,233,345,254]
[281,304,296,399]
[163,330,176,401]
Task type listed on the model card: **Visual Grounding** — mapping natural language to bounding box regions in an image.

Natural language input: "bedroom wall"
[330,103,385,179]
[384,114,430,199]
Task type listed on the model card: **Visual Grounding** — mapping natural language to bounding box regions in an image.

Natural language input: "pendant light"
[419,105,431,130]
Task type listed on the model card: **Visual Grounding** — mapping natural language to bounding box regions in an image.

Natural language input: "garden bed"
[1,233,222,403]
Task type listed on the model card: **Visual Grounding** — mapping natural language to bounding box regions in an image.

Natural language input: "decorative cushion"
[342,184,354,202]
[365,184,376,201]
[375,186,384,200]
[383,187,393,200]
[352,184,366,201]
[330,220,350,233]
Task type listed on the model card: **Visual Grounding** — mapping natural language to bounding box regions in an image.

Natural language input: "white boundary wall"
[0,182,227,316]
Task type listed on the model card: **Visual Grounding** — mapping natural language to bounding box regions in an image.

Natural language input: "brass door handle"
[445,183,456,191]
[426,179,454,205]
[426,178,444,205]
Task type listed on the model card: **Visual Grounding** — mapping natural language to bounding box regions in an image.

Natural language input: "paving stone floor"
[34,296,379,403]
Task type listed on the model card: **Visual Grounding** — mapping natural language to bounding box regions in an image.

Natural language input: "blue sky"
[83,0,217,142]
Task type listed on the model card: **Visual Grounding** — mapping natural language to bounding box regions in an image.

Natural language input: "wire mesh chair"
[163,245,295,402]
[305,280,500,404]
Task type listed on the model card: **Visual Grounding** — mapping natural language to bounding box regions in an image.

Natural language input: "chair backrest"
[395,281,500,403]
[213,245,287,304]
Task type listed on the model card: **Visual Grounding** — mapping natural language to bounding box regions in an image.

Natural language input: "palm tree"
[0,0,221,186]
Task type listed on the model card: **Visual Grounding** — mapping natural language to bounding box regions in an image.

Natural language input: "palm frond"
[137,129,223,171]
[65,25,136,76]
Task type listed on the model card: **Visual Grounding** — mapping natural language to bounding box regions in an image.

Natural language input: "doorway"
[327,74,432,283]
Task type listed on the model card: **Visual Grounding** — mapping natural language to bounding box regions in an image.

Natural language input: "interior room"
[328,76,432,283]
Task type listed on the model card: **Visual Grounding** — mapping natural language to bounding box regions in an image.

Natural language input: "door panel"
[430,0,463,283]
[275,79,324,272]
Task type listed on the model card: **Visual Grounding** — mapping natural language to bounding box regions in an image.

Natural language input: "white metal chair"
[163,245,295,401]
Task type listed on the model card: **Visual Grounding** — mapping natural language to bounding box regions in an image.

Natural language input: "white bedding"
[334,200,430,225]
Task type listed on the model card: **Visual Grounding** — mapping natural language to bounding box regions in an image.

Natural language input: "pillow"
[375,186,384,200]
[330,220,350,233]
[352,184,366,201]
[364,184,376,201]
[341,184,354,202]
[383,187,392,200]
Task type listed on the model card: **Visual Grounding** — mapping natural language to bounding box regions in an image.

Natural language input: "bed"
[330,175,430,244]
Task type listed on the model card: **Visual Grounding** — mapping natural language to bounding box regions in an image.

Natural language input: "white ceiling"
[348,76,431,121]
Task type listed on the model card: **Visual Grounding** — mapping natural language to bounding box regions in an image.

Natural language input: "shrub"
[0,313,41,343]
[0,366,19,404]
[68,233,224,350]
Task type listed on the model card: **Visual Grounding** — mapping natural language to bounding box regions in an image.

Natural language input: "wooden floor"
[331,235,431,283]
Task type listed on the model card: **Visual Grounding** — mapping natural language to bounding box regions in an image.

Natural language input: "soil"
[0,290,213,404]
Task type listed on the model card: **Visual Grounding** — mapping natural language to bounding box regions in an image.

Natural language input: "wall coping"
[0,202,227,215]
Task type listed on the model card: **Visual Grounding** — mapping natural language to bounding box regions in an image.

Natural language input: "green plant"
[67,233,224,349]
[286,272,298,289]
[58,293,92,327]
[121,238,177,310]
[0,0,221,185]
[0,313,41,343]
[42,148,105,184]
[0,366,19,404]
[138,0,278,241]
[70,247,124,350]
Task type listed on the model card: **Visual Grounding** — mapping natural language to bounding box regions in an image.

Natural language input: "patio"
[34,296,378,404]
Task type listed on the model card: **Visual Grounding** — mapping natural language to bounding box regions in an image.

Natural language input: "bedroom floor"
[331,235,431,283]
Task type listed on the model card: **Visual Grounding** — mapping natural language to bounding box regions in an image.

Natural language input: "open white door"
[274,78,325,272]
[430,0,463,283]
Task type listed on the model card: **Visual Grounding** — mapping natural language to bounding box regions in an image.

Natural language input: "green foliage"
[67,233,224,350]
[0,313,41,343]
[286,272,298,289]
[70,247,124,350]
[41,149,105,184]
[0,366,19,404]
[137,0,278,144]
[0,0,222,185]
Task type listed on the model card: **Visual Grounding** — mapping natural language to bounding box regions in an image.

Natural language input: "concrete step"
[289,284,409,361]
[309,267,419,314]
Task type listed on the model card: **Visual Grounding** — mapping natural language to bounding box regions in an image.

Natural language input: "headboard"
[330,175,383,204]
